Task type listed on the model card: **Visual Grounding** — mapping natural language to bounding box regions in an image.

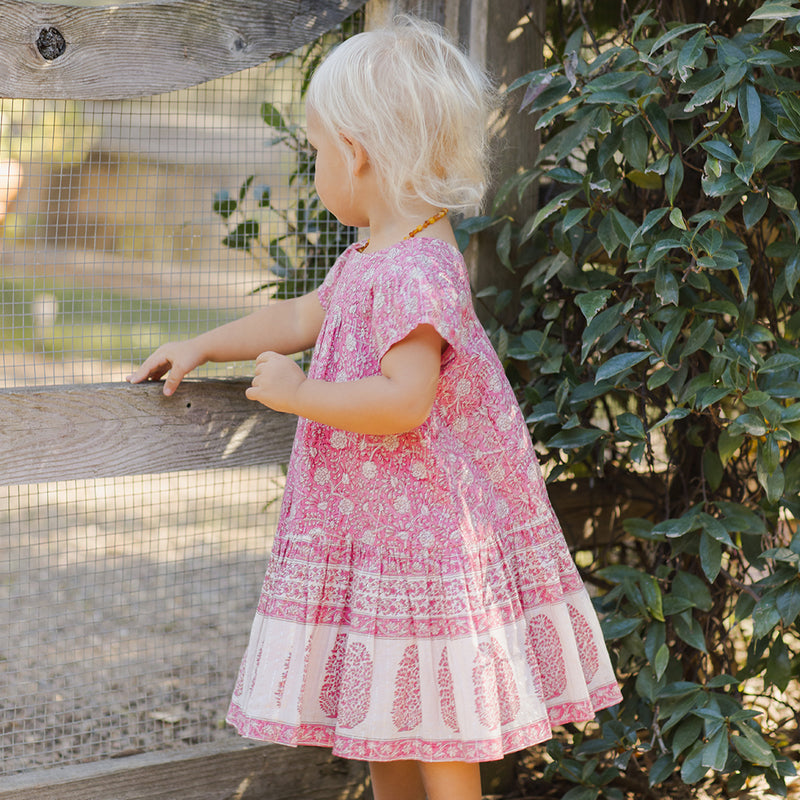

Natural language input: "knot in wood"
[36,27,67,60]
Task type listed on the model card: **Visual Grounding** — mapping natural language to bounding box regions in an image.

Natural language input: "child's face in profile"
[306,108,362,228]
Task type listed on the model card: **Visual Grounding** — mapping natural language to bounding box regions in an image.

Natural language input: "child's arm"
[245,324,444,435]
[127,290,326,396]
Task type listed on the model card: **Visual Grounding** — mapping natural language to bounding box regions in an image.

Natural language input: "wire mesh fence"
[0,13,361,776]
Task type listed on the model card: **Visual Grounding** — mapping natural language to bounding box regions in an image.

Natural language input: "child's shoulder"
[369,235,464,275]
[374,236,467,292]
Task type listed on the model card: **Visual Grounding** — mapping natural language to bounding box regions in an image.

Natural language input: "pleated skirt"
[226,506,622,762]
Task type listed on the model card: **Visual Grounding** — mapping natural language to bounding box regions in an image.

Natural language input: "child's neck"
[362,204,456,253]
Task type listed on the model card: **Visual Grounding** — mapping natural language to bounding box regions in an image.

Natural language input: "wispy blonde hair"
[306,16,494,215]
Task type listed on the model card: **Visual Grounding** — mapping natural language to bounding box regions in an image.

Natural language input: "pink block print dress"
[226,236,622,762]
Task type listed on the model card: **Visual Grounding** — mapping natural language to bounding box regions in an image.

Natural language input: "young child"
[128,17,621,800]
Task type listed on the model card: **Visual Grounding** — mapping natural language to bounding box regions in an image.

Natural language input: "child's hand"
[126,341,206,396]
[245,351,307,414]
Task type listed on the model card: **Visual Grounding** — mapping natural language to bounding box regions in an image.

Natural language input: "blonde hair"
[306,16,494,215]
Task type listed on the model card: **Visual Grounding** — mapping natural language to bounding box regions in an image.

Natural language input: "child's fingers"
[161,365,189,397]
[126,354,171,385]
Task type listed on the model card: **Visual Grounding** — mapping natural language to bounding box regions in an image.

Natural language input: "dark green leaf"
[521,189,580,243]
[238,175,254,201]
[581,305,624,361]
[731,734,775,768]
[665,155,685,205]
[752,596,782,639]
[539,108,602,163]
[616,412,646,440]
[653,516,696,539]
[623,118,649,172]
[738,83,762,139]
[656,268,680,306]
[718,429,744,464]
[766,636,793,691]
[595,351,650,384]
[743,193,769,229]
[561,787,600,800]
[701,140,737,162]
[648,754,676,786]
[676,30,707,80]
[548,166,584,184]
[563,207,589,231]
[632,207,670,245]
[700,532,723,582]
[609,208,638,247]
[749,2,800,20]
[672,570,713,611]
[497,221,512,269]
[703,448,724,492]
[261,102,289,132]
[673,610,708,652]
[760,352,800,373]
[701,727,730,771]
[222,220,260,252]
[576,290,613,323]
[649,407,691,431]
[547,427,605,449]
[776,579,800,625]
[681,741,709,784]
[673,716,704,758]
[601,615,642,639]
[653,643,670,679]
[769,185,797,211]
[680,318,716,358]
[650,23,707,55]
[597,213,620,256]
[212,190,238,219]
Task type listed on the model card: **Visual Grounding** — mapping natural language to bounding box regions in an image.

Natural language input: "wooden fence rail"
[0,740,370,800]
[0,0,367,99]
[0,379,295,485]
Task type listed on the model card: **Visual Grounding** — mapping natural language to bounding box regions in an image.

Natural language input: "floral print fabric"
[227,237,621,761]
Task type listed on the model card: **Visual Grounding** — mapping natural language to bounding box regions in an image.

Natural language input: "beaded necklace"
[357,207,448,252]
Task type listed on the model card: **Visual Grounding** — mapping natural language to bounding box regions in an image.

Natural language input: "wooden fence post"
[468,1,543,306]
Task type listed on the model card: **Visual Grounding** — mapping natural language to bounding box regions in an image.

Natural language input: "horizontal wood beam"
[0,379,296,485]
[0,740,370,800]
[0,0,367,99]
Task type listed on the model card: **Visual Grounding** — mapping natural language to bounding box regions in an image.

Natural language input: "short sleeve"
[317,241,366,309]
[371,240,468,361]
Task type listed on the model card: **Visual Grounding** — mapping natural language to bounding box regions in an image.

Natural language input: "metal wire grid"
[0,20,359,775]
[0,469,283,773]
[1,60,312,386]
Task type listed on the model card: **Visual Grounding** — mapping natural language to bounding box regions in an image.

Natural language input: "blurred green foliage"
[213,17,362,299]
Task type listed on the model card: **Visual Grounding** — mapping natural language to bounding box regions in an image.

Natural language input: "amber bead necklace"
[358,207,448,252]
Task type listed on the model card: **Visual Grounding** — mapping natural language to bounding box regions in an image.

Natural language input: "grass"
[0,277,239,366]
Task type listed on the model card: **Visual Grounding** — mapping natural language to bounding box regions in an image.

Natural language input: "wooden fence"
[0,1,371,797]
[0,1,619,797]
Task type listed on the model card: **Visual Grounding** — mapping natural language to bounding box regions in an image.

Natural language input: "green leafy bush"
[485,2,800,796]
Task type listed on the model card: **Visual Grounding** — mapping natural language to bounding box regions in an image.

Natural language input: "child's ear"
[342,134,369,176]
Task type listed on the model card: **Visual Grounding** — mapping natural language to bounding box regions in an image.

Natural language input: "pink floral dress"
[226,236,622,762]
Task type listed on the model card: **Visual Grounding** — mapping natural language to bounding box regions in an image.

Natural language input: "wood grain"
[0,379,296,485]
[0,741,371,800]
[0,0,367,99]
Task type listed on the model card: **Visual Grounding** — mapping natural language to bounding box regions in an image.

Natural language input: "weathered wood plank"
[0,0,367,99]
[0,741,371,800]
[0,379,296,485]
